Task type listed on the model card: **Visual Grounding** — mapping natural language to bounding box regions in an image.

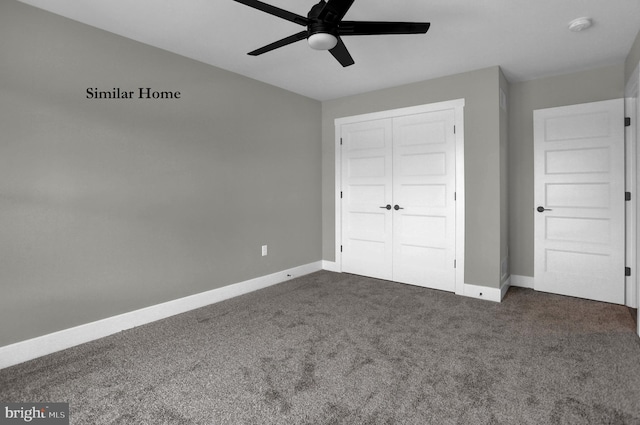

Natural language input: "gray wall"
[507,65,624,277]
[626,29,640,84]
[0,1,322,347]
[322,67,504,289]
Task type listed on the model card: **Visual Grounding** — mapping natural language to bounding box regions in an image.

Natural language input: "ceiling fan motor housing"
[307,1,339,50]
[308,1,337,36]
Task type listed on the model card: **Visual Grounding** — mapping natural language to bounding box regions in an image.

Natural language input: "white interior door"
[392,111,456,291]
[341,119,393,280]
[534,99,625,304]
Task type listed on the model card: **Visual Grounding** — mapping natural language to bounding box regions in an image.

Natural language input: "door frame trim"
[625,60,640,336]
[625,90,637,310]
[334,98,465,294]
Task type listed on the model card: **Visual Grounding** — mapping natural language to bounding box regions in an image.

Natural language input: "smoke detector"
[568,17,592,32]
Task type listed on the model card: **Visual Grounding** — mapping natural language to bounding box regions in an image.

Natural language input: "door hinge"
[454,125,456,134]
[454,192,457,201]
[340,245,343,253]
[625,267,631,277]
[625,117,631,127]
[454,259,457,268]
[340,191,343,199]
[626,192,631,201]
[340,138,343,145]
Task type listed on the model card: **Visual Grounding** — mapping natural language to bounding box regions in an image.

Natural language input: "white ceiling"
[16,0,640,101]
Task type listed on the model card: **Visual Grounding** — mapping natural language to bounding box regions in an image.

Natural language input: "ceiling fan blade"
[329,36,354,67]
[318,0,355,24]
[248,30,308,56]
[339,21,430,36]
[233,0,309,26]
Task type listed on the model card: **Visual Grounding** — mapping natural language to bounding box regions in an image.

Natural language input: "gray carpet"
[2,271,640,424]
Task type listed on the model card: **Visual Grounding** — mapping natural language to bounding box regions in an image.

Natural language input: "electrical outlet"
[261,245,268,256]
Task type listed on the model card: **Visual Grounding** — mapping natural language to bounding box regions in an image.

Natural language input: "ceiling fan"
[233,0,430,67]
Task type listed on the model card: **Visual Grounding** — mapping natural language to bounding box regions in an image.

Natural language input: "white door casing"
[534,99,625,304]
[336,99,465,293]
[625,60,639,336]
[625,95,637,309]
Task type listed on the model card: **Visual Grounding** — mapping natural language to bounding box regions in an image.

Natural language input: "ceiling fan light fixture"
[308,32,338,50]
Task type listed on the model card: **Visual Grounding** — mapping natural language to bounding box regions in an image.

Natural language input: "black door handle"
[537,206,552,213]
[394,205,404,210]
[379,204,392,210]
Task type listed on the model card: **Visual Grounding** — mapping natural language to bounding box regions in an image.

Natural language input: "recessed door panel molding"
[398,152,447,176]
[337,99,464,294]
[396,120,448,146]
[543,111,611,141]
[398,184,447,208]
[545,249,610,275]
[348,156,387,178]
[348,184,387,206]
[347,212,387,237]
[545,147,610,174]
[398,246,447,271]
[545,183,610,209]
[348,127,388,150]
[534,99,625,304]
[399,215,447,247]
[545,217,610,245]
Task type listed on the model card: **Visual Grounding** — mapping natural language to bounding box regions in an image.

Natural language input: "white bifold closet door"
[341,109,457,291]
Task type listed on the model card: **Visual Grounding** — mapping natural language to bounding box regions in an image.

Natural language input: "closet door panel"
[341,119,393,280]
[392,111,456,291]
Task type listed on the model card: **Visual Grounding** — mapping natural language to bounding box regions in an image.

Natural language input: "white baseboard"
[461,281,507,303]
[511,274,535,289]
[325,262,508,303]
[0,261,322,370]
[322,260,339,272]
